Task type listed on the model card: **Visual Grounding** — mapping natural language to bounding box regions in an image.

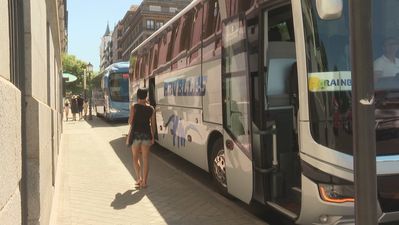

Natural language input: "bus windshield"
[109,73,129,102]
[302,0,399,155]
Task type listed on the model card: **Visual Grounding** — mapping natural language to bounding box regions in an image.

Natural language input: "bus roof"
[106,61,129,72]
[129,0,200,57]
[92,61,129,81]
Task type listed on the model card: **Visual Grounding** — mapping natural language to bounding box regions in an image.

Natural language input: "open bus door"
[221,15,253,203]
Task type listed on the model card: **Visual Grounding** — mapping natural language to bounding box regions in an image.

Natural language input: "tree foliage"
[62,54,89,95]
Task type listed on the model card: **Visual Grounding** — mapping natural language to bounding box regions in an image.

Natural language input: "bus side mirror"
[316,0,343,20]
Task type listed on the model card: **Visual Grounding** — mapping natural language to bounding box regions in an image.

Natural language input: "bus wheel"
[209,138,228,194]
[103,107,109,121]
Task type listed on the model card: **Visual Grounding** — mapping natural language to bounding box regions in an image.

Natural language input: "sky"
[67,0,142,72]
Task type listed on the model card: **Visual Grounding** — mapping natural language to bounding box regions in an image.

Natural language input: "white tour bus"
[129,0,399,224]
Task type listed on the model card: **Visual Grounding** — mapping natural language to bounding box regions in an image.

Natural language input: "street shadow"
[84,115,129,128]
[110,189,146,210]
[109,136,136,176]
[109,137,231,225]
[108,136,274,225]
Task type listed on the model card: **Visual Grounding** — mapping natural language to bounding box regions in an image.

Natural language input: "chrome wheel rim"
[213,149,227,188]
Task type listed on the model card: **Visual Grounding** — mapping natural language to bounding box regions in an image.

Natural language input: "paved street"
[49,116,269,225]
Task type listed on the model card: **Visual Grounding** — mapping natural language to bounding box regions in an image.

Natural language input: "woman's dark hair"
[137,88,148,100]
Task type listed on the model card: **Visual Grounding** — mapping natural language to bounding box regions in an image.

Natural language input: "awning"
[62,72,78,83]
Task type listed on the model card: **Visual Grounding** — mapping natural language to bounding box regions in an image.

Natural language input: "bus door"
[221,15,253,203]
[252,3,301,217]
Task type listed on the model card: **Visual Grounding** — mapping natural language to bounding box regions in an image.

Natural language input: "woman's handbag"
[126,104,136,146]
[126,125,134,146]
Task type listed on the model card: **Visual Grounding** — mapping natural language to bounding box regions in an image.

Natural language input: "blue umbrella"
[62,72,78,83]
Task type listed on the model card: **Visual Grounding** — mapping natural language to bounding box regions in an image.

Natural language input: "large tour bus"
[128,0,399,224]
[91,62,130,121]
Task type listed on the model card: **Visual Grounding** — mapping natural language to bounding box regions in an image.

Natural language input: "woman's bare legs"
[141,144,151,187]
[65,110,69,121]
[132,145,142,186]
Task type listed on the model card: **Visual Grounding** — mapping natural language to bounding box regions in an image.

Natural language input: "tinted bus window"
[204,0,219,40]
[181,12,194,53]
[152,43,159,72]
[225,0,253,18]
[203,0,221,61]
[189,5,203,65]
[109,73,129,102]
[136,56,143,80]
[158,32,170,66]
[148,46,154,75]
[134,57,140,80]
[166,29,174,62]
[141,53,149,78]
[171,19,183,60]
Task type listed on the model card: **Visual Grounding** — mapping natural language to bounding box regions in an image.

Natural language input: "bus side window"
[152,43,159,72]
[265,42,296,108]
[134,56,140,81]
[203,0,221,62]
[188,5,203,66]
[141,52,149,79]
[171,19,182,63]
[225,0,253,18]
[171,11,194,71]
[158,32,169,67]
[148,45,153,76]
[166,28,174,63]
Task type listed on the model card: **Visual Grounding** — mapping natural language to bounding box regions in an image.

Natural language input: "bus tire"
[209,138,229,196]
[104,107,109,121]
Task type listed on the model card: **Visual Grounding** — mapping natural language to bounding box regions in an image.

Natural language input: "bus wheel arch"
[207,131,228,194]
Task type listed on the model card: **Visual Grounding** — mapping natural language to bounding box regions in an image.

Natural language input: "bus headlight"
[318,183,354,203]
[109,108,120,113]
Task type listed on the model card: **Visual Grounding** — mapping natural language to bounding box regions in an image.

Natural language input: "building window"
[149,5,162,12]
[155,21,164,29]
[8,0,24,88]
[169,7,178,13]
[146,20,155,30]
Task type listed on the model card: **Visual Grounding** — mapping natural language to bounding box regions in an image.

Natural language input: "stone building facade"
[99,0,192,70]
[114,5,139,64]
[0,0,66,224]
[120,0,192,61]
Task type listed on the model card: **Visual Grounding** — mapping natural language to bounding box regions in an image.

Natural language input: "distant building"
[113,5,139,64]
[120,0,192,61]
[111,21,122,64]
[0,0,67,225]
[100,23,112,71]
[100,0,192,71]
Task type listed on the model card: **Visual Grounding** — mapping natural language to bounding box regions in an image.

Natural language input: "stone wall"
[0,1,22,225]
[0,0,65,224]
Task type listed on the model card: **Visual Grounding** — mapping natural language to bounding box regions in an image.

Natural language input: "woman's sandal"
[134,180,142,189]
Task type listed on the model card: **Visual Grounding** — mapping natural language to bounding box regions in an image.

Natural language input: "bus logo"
[309,76,321,92]
[308,71,352,92]
[164,75,207,96]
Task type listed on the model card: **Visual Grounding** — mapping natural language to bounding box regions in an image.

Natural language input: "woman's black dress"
[71,98,79,114]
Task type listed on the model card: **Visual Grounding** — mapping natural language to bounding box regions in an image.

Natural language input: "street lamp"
[86,62,93,120]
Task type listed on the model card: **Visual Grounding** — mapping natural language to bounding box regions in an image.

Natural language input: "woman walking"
[64,99,70,121]
[70,95,79,121]
[128,88,155,189]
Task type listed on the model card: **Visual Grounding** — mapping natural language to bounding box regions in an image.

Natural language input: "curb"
[48,122,66,225]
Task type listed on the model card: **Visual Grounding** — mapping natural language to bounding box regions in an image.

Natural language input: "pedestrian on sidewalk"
[127,88,156,189]
[77,95,84,120]
[83,99,89,119]
[64,99,70,121]
[70,95,79,121]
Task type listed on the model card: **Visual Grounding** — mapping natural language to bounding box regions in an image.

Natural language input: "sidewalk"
[50,116,268,225]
